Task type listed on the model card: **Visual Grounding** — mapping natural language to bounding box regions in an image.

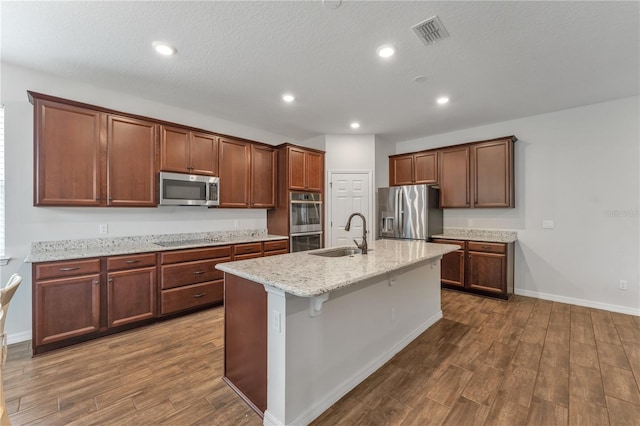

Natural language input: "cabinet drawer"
[432,239,466,251]
[264,240,288,252]
[107,253,156,271]
[160,280,224,315]
[234,242,263,256]
[234,252,263,261]
[160,246,231,264]
[468,241,506,254]
[160,258,229,290]
[35,258,101,280]
[264,249,288,257]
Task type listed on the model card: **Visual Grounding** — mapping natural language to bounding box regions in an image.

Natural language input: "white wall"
[374,135,393,190]
[0,63,300,341]
[396,96,640,315]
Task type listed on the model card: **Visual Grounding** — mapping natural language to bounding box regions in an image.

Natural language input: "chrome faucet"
[344,213,368,254]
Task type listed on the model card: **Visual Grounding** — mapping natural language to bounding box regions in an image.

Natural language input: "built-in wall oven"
[290,192,323,252]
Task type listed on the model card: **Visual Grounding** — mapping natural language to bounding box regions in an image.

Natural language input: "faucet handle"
[353,239,362,249]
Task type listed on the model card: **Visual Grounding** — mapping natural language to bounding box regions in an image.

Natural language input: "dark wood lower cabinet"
[32,239,289,355]
[433,239,514,299]
[439,241,465,288]
[107,266,156,328]
[34,273,101,347]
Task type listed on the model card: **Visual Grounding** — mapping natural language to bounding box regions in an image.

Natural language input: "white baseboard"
[515,288,640,316]
[7,330,31,345]
[285,310,444,426]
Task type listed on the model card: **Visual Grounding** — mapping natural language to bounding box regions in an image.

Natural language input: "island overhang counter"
[216,239,459,426]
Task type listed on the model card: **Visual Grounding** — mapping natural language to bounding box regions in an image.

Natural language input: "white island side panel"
[264,258,442,426]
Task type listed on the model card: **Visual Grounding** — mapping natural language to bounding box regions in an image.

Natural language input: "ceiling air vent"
[411,16,449,46]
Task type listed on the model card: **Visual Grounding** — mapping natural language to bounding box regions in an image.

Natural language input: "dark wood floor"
[4,290,640,425]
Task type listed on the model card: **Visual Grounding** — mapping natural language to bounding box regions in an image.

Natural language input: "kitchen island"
[216,239,458,426]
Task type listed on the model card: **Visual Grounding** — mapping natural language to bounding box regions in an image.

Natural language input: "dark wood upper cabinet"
[219,137,251,208]
[250,144,276,208]
[389,155,414,186]
[33,99,104,206]
[389,151,438,186]
[305,151,323,192]
[287,146,323,192]
[160,126,190,173]
[472,139,514,208]
[160,125,218,176]
[31,93,159,208]
[390,136,515,208]
[439,146,471,208]
[107,115,158,207]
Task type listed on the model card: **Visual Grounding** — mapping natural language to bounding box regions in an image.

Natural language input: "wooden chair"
[0,274,22,426]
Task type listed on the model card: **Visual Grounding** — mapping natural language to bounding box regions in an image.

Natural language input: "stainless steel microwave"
[159,172,219,206]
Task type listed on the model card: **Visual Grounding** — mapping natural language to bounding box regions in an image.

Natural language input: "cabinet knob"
[108,278,113,283]
[193,293,206,298]
[193,271,205,275]
[93,280,100,285]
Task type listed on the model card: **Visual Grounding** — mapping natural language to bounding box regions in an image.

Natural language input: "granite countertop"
[432,227,517,243]
[216,239,459,298]
[26,230,288,263]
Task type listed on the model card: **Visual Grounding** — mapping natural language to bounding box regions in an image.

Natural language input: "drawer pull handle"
[193,293,206,298]
[193,271,205,275]
[125,260,141,264]
[59,267,80,271]
[482,246,492,249]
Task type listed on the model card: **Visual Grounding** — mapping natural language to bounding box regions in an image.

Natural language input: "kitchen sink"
[309,247,364,257]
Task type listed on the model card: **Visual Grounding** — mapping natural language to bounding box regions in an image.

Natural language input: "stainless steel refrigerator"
[377,185,443,240]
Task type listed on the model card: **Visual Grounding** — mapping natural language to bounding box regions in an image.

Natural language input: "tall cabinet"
[266,144,325,246]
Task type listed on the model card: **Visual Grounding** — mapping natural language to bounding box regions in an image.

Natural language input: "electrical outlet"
[272,310,282,332]
[234,220,239,229]
[619,280,628,290]
[99,224,108,234]
[467,219,473,227]
[542,220,554,229]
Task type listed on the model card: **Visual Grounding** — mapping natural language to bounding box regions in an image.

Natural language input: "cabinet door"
[190,132,219,176]
[473,139,513,208]
[107,115,158,207]
[414,151,438,184]
[160,126,190,173]
[219,138,250,207]
[34,100,103,206]
[441,250,465,287]
[389,155,414,186]
[439,146,470,208]
[288,147,306,190]
[305,151,324,192]
[250,145,276,208]
[467,251,506,294]
[34,274,101,346]
[107,267,156,328]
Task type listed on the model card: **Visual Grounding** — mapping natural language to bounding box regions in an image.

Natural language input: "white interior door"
[329,172,371,248]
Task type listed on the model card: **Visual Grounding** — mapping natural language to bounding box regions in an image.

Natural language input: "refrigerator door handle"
[398,190,405,237]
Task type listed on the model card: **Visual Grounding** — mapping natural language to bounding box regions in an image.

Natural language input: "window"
[0,106,5,260]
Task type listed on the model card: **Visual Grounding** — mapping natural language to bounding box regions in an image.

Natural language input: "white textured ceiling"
[2,1,639,143]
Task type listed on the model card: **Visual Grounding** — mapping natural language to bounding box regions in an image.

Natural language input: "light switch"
[542,220,554,229]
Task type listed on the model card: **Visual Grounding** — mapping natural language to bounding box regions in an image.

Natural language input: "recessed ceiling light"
[376,44,396,58]
[152,41,176,56]
[282,94,295,103]
[350,122,360,129]
[436,96,450,105]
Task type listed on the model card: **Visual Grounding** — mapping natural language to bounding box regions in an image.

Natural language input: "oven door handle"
[290,200,323,205]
